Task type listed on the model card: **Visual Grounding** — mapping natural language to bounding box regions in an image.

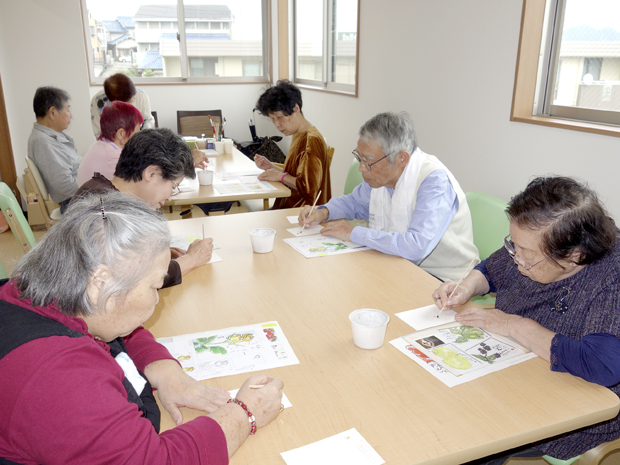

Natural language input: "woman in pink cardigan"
[78,101,143,186]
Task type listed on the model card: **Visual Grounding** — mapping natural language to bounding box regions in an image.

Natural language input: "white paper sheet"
[157,321,299,381]
[218,170,263,181]
[286,224,323,236]
[281,428,385,465]
[395,304,457,330]
[213,181,277,195]
[170,233,220,251]
[287,215,299,224]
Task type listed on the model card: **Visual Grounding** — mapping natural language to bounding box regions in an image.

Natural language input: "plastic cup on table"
[223,138,233,154]
[249,228,276,253]
[197,169,214,186]
[349,309,390,349]
[214,141,225,155]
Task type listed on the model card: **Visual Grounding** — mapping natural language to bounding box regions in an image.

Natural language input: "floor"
[0,203,250,276]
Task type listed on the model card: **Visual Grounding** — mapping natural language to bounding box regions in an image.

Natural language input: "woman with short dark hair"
[434,176,620,463]
[254,80,331,209]
[0,192,283,464]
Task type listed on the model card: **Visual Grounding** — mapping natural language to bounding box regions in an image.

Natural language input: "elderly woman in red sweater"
[0,192,283,464]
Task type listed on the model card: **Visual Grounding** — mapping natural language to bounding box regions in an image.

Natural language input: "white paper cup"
[214,141,224,155]
[223,138,233,154]
[197,170,214,186]
[349,309,390,349]
[249,228,276,253]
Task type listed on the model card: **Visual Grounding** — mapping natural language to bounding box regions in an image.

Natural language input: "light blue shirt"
[320,170,458,264]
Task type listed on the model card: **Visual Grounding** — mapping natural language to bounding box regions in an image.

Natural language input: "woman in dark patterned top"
[434,176,620,463]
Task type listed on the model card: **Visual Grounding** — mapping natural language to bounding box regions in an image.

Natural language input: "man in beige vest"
[299,111,479,282]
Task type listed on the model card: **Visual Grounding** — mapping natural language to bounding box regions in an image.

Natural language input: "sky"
[563,0,620,31]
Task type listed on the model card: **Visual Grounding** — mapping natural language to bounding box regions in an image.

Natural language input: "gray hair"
[358,112,417,164]
[12,192,171,317]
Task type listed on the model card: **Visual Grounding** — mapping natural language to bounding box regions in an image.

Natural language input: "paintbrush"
[299,190,322,234]
[437,256,477,318]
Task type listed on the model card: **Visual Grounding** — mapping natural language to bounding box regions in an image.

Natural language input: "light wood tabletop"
[164,147,291,210]
[147,208,620,465]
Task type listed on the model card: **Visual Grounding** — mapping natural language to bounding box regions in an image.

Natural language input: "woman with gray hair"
[434,176,620,464]
[0,192,283,464]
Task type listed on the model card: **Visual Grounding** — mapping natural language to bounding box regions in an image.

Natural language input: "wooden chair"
[177,110,223,138]
[327,146,334,168]
[23,157,60,228]
[538,436,620,464]
[0,182,36,253]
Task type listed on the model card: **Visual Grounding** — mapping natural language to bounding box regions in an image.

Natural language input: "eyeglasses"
[352,149,389,171]
[503,235,552,270]
[171,179,181,196]
[550,287,571,314]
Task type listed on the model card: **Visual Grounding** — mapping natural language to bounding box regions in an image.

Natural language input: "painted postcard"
[283,234,369,258]
[156,321,299,381]
[390,322,536,387]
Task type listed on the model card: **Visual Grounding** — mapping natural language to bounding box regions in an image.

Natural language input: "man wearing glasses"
[299,111,478,282]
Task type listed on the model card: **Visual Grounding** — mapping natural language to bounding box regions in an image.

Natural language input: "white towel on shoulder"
[369,147,423,233]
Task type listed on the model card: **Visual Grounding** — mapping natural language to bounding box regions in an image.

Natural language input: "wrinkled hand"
[258,168,283,183]
[455,307,520,337]
[320,219,355,242]
[170,247,186,259]
[192,149,209,170]
[254,154,274,171]
[146,360,230,425]
[186,237,213,267]
[298,206,329,227]
[236,374,283,429]
[432,281,473,311]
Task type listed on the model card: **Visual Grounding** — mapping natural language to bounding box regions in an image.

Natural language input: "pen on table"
[437,255,477,318]
[249,384,265,389]
[202,224,205,240]
[299,190,322,234]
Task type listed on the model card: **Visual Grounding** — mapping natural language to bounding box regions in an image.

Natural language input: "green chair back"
[465,190,509,261]
[344,159,364,195]
[465,190,510,308]
[0,261,8,280]
[0,182,36,253]
[542,455,581,465]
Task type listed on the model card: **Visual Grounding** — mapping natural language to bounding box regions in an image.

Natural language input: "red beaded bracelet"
[228,398,257,435]
[280,172,287,184]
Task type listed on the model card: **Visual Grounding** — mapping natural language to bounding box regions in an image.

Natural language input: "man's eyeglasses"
[503,235,552,270]
[171,179,181,196]
[352,149,389,171]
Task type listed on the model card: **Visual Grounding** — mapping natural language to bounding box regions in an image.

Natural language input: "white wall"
[3,0,620,219]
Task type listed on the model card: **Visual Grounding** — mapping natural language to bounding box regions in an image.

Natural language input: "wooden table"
[164,147,291,210]
[147,208,620,465]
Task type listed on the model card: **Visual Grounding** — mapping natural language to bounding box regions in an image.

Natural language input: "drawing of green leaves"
[473,354,497,364]
[449,326,485,342]
[193,336,228,355]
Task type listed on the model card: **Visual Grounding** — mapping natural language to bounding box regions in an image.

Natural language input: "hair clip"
[100,197,106,220]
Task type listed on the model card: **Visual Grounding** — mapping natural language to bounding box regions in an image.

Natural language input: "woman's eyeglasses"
[503,235,552,270]
[171,179,181,196]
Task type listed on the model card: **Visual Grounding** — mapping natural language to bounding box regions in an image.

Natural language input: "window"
[81,0,271,84]
[293,0,359,94]
[514,0,620,134]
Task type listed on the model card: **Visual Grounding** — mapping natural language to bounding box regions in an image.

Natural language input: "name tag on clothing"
[114,352,147,395]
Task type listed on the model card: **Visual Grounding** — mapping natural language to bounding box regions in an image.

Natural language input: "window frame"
[290,0,360,97]
[512,0,620,138]
[80,0,273,86]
